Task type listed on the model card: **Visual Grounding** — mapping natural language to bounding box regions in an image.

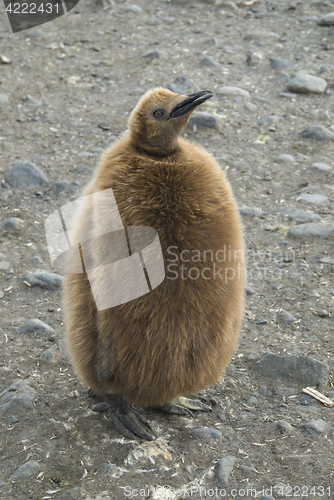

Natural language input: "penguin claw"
[107,397,155,441]
[155,396,212,416]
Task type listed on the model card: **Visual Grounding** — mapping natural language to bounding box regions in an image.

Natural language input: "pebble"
[297,193,328,204]
[217,86,250,98]
[319,66,329,74]
[0,217,24,232]
[40,344,63,363]
[16,318,55,336]
[271,58,293,70]
[61,488,83,500]
[216,456,237,484]
[91,402,108,412]
[318,310,329,318]
[187,112,222,130]
[1,380,37,416]
[287,74,327,94]
[277,420,293,434]
[0,55,11,64]
[167,76,200,95]
[203,37,218,46]
[239,206,264,216]
[12,461,42,481]
[245,286,255,296]
[4,161,48,189]
[300,125,334,141]
[247,396,257,404]
[252,352,328,386]
[277,311,297,323]
[318,12,334,25]
[23,272,64,290]
[276,154,295,164]
[122,4,143,14]
[143,50,162,60]
[0,261,10,270]
[259,116,279,129]
[189,427,222,440]
[124,441,173,466]
[0,93,9,104]
[73,165,93,176]
[201,56,220,67]
[53,180,69,193]
[310,162,332,173]
[302,419,327,434]
[287,223,334,239]
[244,102,257,112]
[274,208,320,223]
[244,31,279,42]
[29,255,43,267]
[272,73,290,83]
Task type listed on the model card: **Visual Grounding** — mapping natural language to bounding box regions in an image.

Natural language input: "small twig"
[302,387,334,407]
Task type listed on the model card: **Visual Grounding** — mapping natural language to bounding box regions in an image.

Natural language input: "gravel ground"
[0,0,334,499]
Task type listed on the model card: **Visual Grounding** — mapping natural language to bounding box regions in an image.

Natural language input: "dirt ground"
[0,0,334,498]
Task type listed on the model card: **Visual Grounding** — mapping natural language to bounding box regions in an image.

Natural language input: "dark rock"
[4,161,48,189]
[29,255,43,267]
[143,50,162,60]
[12,461,42,481]
[0,218,24,231]
[23,272,64,290]
[277,311,297,323]
[92,402,108,412]
[189,427,222,440]
[16,319,55,336]
[167,76,200,95]
[252,352,328,386]
[201,56,220,67]
[245,286,255,296]
[287,223,334,239]
[216,456,237,484]
[53,180,70,193]
[300,125,334,141]
[277,420,293,434]
[40,345,63,363]
[318,12,334,26]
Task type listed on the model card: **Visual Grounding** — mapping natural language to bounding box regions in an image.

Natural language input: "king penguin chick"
[63,88,246,441]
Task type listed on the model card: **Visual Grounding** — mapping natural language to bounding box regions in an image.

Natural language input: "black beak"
[169,90,213,119]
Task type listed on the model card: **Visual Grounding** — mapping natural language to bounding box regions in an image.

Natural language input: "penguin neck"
[129,131,181,158]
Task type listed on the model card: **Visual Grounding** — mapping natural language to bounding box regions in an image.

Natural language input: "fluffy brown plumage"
[63,87,245,426]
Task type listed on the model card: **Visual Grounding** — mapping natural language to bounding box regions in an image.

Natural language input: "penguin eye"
[153,109,165,119]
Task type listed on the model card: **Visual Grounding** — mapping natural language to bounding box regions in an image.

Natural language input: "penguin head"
[128,87,213,155]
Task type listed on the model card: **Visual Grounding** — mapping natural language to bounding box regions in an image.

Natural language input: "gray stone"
[143,50,162,60]
[302,419,327,434]
[53,180,69,192]
[187,112,221,130]
[297,193,328,204]
[287,74,327,94]
[216,456,237,484]
[0,94,9,104]
[244,31,280,42]
[12,461,42,481]
[0,261,10,270]
[29,255,43,267]
[122,4,143,14]
[287,223,334,239]
[73,165,93,176]
[259,116,279,128]
[252,352,328,386]
[7,415,19,424]
[244,102,258,112]
[16,318,55,336]
[189,427,222,440]
[277,420,293,434]
[217,86,250,98]
[203,37,218,46]
[4,161,48,189]
[319,12,334,26]
[319,66,329,74]
[1,396,34,415]
[271,58,293,70]
[239,206,264,216]
[274,208,321,223]
[0,217,24,231]
[245,286,255,296]
[310,162,332,173]
[247,396,257,404]
[277,311,297,323]
[318,310,329,318]
[201,56,220,67]
[300,125,334,141]
[92,402,108,412]
[23,272,64,290]
[40,345,62,363]
[272,73,290,83]
[276,154,295,164]
[60,488,83,500]
[167,76,200,95]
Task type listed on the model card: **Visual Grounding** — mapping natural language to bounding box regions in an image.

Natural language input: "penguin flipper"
[107,396,154,441]
[155,396,212,416]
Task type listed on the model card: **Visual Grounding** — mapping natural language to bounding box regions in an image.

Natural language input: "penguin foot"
[107,396,154,441]
[155,396,212,417]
